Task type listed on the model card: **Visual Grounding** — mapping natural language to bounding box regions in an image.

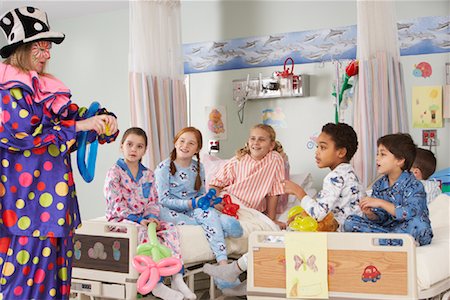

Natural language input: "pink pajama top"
[105,159,159,222]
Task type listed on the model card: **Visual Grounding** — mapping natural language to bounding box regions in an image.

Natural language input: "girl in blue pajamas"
[154,127,243,280]
[344,133,433,246]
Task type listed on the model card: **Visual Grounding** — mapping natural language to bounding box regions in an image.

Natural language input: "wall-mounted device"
[232,58,310,123]
[232,57,310,102]
[208,139,219,154]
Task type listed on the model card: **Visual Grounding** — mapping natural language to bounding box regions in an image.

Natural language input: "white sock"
[152,282,184,300]
[172,273,197,299]
[203,260,242,282]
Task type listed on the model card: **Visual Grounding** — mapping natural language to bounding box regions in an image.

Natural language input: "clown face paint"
[30,41,52,73]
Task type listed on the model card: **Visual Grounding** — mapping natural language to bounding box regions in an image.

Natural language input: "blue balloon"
[77,102,100,183]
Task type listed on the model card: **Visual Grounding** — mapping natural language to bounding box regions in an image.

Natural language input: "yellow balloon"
[289,216,318,232]
[287,206,305,219]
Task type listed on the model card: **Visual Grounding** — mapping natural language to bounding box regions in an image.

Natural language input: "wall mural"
[183,15,449,74]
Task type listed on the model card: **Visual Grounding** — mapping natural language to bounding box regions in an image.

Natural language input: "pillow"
[201,153,228,190]
[428,193,450,230]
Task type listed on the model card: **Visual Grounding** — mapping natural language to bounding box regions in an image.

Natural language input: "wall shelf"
[233,74,309,102]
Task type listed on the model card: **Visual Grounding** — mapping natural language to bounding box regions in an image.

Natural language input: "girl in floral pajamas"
[104,127,195,300]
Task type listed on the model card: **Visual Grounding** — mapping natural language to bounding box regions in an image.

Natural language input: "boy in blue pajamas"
[344,133,433,246]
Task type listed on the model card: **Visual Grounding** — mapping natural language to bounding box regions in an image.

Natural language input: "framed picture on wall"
[412,86,443,128]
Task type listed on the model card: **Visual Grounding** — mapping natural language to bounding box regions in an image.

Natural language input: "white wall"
[49,10,131,219]
[182,1,450,188]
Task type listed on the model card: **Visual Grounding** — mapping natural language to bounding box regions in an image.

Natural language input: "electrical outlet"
[422,130,437,146]
[208,140,219,153]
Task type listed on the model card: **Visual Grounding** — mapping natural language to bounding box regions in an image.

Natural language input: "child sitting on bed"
[209,123,287,229]
[411,148,442,204]
[203,122,363,296]
[104,127,196,300]
[284,122,363,230]
[203,124,286,295]
[344,133,433,246]
[154,127,243,282]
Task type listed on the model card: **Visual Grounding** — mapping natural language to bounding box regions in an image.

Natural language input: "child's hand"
[140,218,160,228]
[362,207,377,220]
[213,203,224,212]
[359,197,383,210]
[274,220,286,230]
[283,180,306,199]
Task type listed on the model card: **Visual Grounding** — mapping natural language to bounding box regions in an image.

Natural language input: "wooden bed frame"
[247,231,450,300]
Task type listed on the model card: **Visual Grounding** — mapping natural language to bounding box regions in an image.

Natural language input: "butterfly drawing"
[294,254,318,272]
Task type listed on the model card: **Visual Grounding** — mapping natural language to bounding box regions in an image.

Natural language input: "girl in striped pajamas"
[205,124,286,295]
[209,124,286,229]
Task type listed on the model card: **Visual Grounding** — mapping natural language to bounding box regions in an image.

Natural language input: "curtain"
[129,0,187,169]
[353,1,408,187]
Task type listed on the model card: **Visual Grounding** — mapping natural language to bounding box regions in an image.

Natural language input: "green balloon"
[136,223,172,262]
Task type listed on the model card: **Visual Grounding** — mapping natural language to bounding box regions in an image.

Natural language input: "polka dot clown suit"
[0,6,118,300]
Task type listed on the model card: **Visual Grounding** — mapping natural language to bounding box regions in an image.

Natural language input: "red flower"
[345,60,359,77]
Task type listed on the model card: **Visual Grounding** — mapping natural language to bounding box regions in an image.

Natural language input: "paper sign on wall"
[412,86,443,128]
[285,232,328,299]
[261,107,287,128]
[205,106,227,139]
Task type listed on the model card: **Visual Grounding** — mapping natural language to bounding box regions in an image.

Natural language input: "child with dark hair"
[344,133,433,246]
[411,148,441,204]
[283,122,363,229]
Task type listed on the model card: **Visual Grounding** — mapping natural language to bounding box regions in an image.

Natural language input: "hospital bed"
[247,193,450,300]
[70,199,283,300]
[69,168,314,300]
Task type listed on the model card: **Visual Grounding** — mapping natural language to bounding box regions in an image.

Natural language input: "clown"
[0,6,119,299]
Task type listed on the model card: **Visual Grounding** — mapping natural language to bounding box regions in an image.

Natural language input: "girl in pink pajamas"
[104,127,196,300]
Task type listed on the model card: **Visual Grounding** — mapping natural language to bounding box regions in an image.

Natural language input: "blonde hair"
[236,124,276,159]
[4,43,49,75]
[169,127,203,191]
[274,140,287,160]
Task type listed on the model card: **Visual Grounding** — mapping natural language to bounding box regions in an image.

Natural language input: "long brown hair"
[170,127,203,191]
[236,124,276,160]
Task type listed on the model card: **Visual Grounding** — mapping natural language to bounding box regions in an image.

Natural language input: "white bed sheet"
[416,194,450,291]
[178,208,278,265]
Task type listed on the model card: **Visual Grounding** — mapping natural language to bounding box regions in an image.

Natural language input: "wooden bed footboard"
[247,231,419,300]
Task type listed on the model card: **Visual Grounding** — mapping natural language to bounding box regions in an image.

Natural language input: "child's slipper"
[214,277,241,290]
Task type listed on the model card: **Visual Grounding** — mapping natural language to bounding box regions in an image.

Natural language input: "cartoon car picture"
[361,265,381,282]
